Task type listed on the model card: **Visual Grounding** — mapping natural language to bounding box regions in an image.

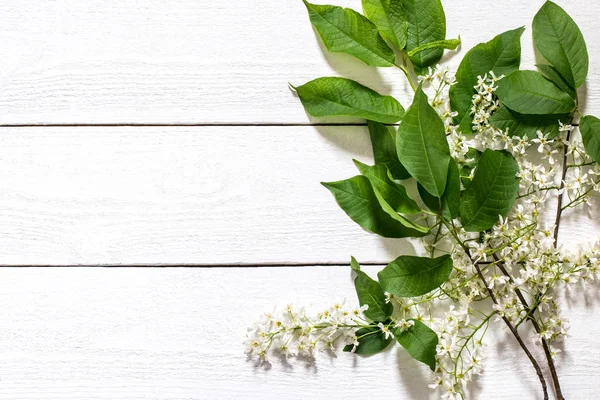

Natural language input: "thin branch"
[441,220,549,400]
[472,261,549,400]
[553,129,572,247]
[495,259,564,399]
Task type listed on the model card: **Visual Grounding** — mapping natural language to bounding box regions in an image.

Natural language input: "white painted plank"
[0,0,599,124]
[1,125,597,265]
[0,125,425,265]
[0,267,597,399]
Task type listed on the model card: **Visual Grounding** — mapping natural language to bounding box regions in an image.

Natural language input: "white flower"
[378,322,393,339]
[395,319,415,332]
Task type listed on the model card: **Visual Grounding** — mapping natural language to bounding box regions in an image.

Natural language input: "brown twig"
[495,260,564,399]
[442,220,549,399]
[553,129,572,247]
[471,261,549,400]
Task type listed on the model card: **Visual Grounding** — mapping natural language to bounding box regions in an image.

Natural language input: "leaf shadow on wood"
[394,348,438,400]
[315,37,392,95]
[311,124,421,259]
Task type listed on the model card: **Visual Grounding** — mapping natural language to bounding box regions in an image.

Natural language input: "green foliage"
[407,37,461,57]
[418,158,460,219]
[397,86,451,197]
[354,160,421,214]
[367,121,411,180]
[489,106,569,139]
[580,116,600,164]
[495,70,576,115]
[450,28,523,133]
[537,64,576,99]
[351,257,393,322]
[343,325,394,354]
[294,77,405,123]
[394,320,438,370]
[378,254,453,297]
[403,0,447,74]
[362,0,408,50]
[533,1,588,88]
[322,175,429,238]
[460,149,520,232]
[303,0,395,67]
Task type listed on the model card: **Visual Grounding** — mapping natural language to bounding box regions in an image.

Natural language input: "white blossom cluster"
[248,66,600,400]
[245,302,368,362]
[418,66,600,398]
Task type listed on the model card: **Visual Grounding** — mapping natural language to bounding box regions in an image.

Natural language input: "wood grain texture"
[1,0,600,398]
[0,0,598,124]
[0,126,423,265]
[0,125,597,265]
[0,267,597,399]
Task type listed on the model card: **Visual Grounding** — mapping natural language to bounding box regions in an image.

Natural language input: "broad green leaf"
[403,0,446,74]
[450,27,524,133]
[489,105,569,139]
[354,160,421,214]
[394,320,438,370]
[351,257,393,322]
[377,254,453,297]
[362,0,408,50]
[407,37,461,57]
[397,86,451,197]
[367,121,410,180]
[303,0,395,67]
[495,70,576,115]
[343,325,393,354]
[418,158,460,219]
[322,175,429,238]
[459,149,520,232]
[537,64,576,99]
[580,116,600,163]
[533,1,588,88]
[294,77,405,123]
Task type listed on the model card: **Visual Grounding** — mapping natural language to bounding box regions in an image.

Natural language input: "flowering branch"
[250,2,600,399]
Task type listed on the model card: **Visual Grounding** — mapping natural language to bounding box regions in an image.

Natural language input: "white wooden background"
[0,0,599,398]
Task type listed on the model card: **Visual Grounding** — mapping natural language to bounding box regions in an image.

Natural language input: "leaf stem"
[394,62,417,92]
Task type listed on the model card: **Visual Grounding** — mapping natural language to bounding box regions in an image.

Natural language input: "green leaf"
[495,70,576,115]
[362,0,408,50]
[533,0,588,88]
[394,320,438,370]
[350,256,361,271]
[377,254,453,297]
[537,64,576,99]
[397,85,451,197]
[459,149,520,232]
[322,175,429,238]
[367,121,410,180]
[351,257,393,322]
[489,105,569,139]
[294,77,405,123]
[354,160,421,215]
[580,116,600,163]
[403,0,447,74]
[418,158,460,219]
[407,37,461,57]
[450,27,524,133]
[343,325,393,354]
[303,0,395,67]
